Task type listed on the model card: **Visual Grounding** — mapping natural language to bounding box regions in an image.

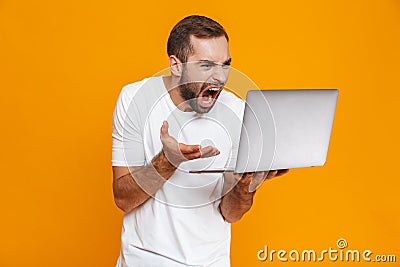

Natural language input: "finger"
[238,172,253,185]
[248,171,266,192]
[183,146,220,160]
[266,170,278,180]
[275,169,289,177]
[252,171,267,184]
[255,171,267,181]
[231,172,244,182]
[199,146,220,158]
[184,151,202,160]
[242,172,254,179]
[200,150,220,159]
[160,121,170,139]
[179,143,200,153]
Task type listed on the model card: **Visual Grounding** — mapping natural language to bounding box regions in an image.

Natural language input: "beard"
[179,75,224,114]
[179,82,208,114]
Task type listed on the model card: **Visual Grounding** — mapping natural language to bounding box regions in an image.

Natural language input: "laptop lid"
[234,89,338,173]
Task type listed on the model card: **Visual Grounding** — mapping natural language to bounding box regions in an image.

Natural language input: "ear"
[168,55,183,77]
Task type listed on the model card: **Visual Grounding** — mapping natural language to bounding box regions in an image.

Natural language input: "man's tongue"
[199,89,215,108]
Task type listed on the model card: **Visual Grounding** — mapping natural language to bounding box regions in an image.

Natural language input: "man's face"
[179,35,231,114]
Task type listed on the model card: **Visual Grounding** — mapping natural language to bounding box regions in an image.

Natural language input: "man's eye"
[200,63,213,69]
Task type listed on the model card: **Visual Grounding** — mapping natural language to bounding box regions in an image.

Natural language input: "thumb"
[160,120,170,139]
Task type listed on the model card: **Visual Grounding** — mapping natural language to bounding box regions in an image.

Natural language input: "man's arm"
[113,121,220,213]
[113,151,176,213]
[219,170,289,223]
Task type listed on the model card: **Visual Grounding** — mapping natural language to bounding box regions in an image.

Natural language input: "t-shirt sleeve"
[111,85,145,167]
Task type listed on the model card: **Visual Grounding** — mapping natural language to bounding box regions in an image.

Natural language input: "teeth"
[203,95,213,104]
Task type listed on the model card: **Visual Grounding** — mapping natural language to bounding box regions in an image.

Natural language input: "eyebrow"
[198,58,232,65]
[223,58,232,65]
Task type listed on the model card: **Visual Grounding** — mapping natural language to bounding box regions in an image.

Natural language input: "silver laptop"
[190,89,338,173]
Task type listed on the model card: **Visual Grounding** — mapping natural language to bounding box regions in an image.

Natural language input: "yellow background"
[1,0,399,266]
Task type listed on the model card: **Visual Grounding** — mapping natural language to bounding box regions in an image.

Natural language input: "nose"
[210,65,229,85]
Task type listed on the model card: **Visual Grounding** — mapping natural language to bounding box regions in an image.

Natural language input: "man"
[112,15,288,267]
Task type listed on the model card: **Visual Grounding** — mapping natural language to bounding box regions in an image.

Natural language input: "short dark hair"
[167,15,229,62]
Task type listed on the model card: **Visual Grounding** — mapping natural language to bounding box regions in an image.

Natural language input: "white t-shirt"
[112,76,244,267]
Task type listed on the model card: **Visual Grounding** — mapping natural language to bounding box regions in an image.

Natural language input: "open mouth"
[198,86,222,108]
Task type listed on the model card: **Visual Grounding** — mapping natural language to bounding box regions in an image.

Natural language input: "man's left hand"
[232,169,290,193]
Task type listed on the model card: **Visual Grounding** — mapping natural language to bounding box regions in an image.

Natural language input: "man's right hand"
[160,120,220,167]
[113,121,221,213]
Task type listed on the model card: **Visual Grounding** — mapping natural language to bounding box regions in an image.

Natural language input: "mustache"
[198,81,226,90]
[204,81,225,87]
[178,80,225,88]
